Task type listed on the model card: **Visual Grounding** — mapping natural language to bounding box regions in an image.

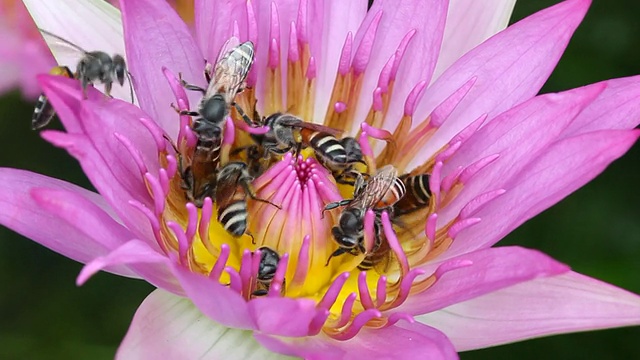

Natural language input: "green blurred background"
[1,1,639,359]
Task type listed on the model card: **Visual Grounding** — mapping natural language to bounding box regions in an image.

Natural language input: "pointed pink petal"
[562,75,640,136]
[120,0,205,138]
[249,297,319,337]
[170,262,256,329]
[352,0,448,130]
[416,271,640,351]
[255,321,458,359]
[0,169,136,278]
[22,0,134,102]
[434,0,516,79]
[413,0,591,161]
[117,290,283,360]
[313,0,368,122]
[400,246,569,315]
[77,239,180,294]
[38,76,156,243]
[437,83,605,223]
[194,0,248,63]
[252,0,301,111]
[444,129,639,259]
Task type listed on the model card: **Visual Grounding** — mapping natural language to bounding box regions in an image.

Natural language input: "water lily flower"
[3,0,640,358]
[0,0,54,98]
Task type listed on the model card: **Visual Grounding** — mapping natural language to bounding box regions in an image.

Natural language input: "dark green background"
[1,1,639,358]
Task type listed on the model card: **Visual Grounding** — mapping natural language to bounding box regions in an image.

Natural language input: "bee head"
[113,54,127,86]
[258,247,280,280]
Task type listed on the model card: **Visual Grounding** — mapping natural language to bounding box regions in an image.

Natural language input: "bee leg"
[245,230,256,245]
[325,247,348,266]
[178,72,206,94]
[233,102,255,126]
[323,199,353,212]
[242,179,282,209]
[170,103,200,117]
[104,81,113,98]
[204,61,213,83]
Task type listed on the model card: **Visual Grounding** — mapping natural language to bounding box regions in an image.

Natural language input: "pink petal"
[170,262,256,329]
[77,239,180,294]
[313,0,368,122]
[433,0,516,79]
[438,83,605,224]
[412,0,591,162]
[562,75,640,136]
[194,0,248,63]
[416,271,640,351]
[22,0,134,102]
[351,0,448,130]
[443,129,639,259]
[399,246,569,315]
[252,0,301,111]
[255,321,458,359]
[249,297,318,337]
[0,169,136,278]
[119,0,205,138]
[38,76,156,243]
[117,290,283,360]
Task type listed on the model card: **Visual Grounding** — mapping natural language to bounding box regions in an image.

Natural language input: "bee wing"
[215,172,242,206]
[295,121,344,137]
[206,39,255,103]
[354,165,398,208]
[39,29,88,69]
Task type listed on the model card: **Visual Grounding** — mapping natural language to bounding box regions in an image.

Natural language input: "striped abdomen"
[394,174,431,216]
[301,129,348,169]
[217,196,248,237]
[375,177,406,209]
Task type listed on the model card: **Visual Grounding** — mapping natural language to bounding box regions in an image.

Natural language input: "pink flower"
[3,0,639,358]
[0,0,55,98]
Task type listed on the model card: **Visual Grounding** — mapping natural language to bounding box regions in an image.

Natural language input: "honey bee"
[32,29,133,130]
[247,112,343,158]
[215,162,280,239]
[393,174,432,216]
[175,39,255,206]
[324,165,405,266]
[251,246,284,296]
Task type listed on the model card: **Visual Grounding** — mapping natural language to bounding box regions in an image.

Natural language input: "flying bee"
[32,29,134,130]
[215,162,280,240]
[251,246,285,297]
[393,174,432,216]
[174,39,255,206]
[324,165,405,265]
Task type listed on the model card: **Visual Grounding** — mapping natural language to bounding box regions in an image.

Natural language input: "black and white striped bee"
[252,246,284,296]
[393,174,431,216]
[32,29,133,130]
[175,39,255,207]
[215,162,279,240]
[324,165,405,266]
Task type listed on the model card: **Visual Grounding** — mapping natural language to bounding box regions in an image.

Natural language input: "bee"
[175,39,255,206]
[32,66,73,130]
[247,112,343,158]
[324,165,405,266]
[302,132,365,185]
[32,29,133,130]
[251,246,284,296]
[393,174,432,216]
[215,162,280,239]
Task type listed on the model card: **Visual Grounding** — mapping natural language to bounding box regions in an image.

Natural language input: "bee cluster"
[32,33,434,298]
